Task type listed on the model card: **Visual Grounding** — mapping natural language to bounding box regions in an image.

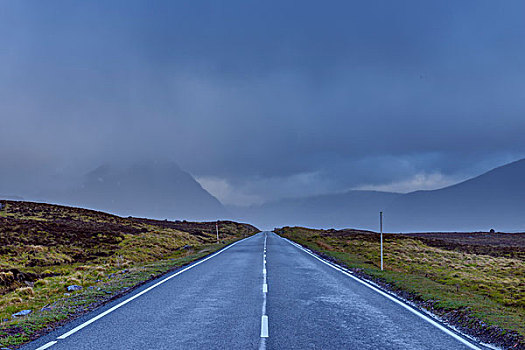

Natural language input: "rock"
[67,285,83,291]
[12,309,32,317]
[64,293,70,296]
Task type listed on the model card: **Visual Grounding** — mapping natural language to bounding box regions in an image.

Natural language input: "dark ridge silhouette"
[49,161,229,221]
[386,158,525,232]
[235,158,525,232]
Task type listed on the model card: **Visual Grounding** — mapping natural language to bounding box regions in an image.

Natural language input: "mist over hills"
[386,158,525,232]
[232,158,525,232]
[230,190,400,231]
[46,161,229,221]
[3,158,524,232]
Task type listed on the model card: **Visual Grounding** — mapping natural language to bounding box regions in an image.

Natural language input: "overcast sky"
[1,1,524,205]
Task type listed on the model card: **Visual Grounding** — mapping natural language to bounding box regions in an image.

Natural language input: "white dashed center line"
[259,233,269,349]
[261,315,269,338]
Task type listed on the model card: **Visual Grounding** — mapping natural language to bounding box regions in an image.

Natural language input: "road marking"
[261,315,269,337]
[35,341,58,350]
[260,232,269,350]
[281,236,483,350]
[55,234,258,340]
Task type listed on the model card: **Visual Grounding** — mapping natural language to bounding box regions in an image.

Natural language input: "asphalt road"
[24,232,488,350]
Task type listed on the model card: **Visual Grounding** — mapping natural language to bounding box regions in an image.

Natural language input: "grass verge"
[0,200,258,348]
[276,226,525,350]
[0,242,239,348]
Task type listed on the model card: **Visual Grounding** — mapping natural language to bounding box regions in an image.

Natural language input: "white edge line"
[263,283,268,293]
[56,234,259,340]
[261,315,269,337]
[280,235,483,350]
[35,341,58,350]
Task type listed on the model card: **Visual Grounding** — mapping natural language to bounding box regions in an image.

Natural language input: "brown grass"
[0,200,259,348]
[276,226,525,348]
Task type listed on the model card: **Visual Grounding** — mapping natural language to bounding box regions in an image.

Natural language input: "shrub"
[0,272,14,286]
[34,279,48,287]
[17,287,35,296]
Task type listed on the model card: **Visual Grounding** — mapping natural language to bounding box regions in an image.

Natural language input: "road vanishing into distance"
[26,232,488,350]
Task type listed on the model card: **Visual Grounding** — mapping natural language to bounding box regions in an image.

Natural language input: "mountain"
[386,158,525,232]
[51,161,229,221]
[231,190,400,231]
[232,158,525,232]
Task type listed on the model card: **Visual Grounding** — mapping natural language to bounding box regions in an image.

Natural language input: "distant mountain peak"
[386,158,525,232]
[232,158,525,232]
[53,161,229,221]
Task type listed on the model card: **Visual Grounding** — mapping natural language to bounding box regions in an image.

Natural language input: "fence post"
[380,212,383,271]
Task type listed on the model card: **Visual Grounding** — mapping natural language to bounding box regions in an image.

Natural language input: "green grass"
[0,241,245,348]
[276,226,525,340]
[0,200,258,348]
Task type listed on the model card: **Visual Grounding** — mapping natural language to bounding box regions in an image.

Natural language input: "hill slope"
[231,190,400,230]
[51,161,229,221]
[0,200,258,347]
[233,158,525,232]
[386,158,525,232]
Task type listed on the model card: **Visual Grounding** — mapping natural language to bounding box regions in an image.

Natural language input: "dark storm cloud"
[1,0,524,202]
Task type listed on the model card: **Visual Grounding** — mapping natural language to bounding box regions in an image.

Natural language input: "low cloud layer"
[1,1,524,204]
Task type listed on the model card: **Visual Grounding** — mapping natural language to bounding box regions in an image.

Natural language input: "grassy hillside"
[276,226,525,349]
[0,200,258,348]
